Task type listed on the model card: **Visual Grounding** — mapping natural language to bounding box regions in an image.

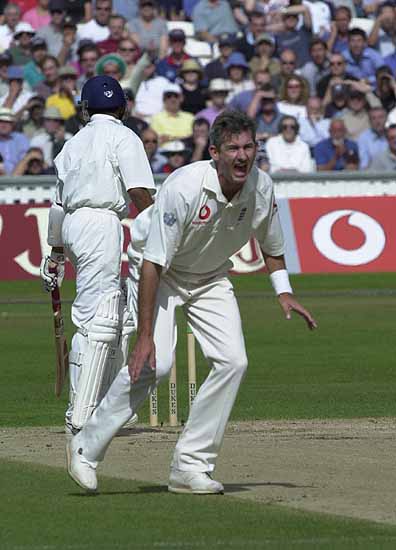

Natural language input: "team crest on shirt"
[237,207,247,223]
[163,212,177,226]
[104,90,114,98]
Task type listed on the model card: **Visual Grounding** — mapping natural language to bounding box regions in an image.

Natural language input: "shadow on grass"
[68,480,313,498]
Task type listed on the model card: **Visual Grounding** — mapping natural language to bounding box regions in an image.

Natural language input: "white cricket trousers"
[62,208,123,426]
[77,275,248,473]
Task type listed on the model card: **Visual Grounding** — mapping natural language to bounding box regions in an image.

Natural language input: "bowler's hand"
[278,293,317,330]
[128,335,156,383]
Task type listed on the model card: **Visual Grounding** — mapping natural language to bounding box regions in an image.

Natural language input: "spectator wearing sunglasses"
[266,115,313,173]
[141,127,166,173]
[77,0,111,43]
[97,15,126,56]
[150,83,194,145]
[37,0,66,56]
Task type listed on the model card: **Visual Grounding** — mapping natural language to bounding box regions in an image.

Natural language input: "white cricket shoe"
[68,437,98,493]
[168,469,224,495]
[122,413,138,429]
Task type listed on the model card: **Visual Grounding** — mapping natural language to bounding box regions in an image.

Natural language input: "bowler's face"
[210,130,257,191]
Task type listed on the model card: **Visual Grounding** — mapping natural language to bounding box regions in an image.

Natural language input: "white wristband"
[269,269,293,295]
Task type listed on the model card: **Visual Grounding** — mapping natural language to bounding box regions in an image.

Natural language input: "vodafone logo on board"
[312,210,386,266]
[289,197,396,273]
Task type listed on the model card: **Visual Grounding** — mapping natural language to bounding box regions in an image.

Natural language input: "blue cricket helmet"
[81,75,126,110]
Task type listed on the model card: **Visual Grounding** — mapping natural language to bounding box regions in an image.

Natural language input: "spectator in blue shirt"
[383,51,396,76]
[314,118,358,171]
[192,0,239,44]
[343,28,384,87]
[156,29,190,82]
[327,6,351,54]
[357,106,388,169]
[0,107,30,174]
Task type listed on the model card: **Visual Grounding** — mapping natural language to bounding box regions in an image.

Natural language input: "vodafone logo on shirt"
[199,205,211,220]
[289,197,396,272]
[192,201,216,225]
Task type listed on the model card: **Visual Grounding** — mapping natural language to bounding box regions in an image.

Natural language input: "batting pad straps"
[72,290,121,429]
[269,269,293,295]
[48,203,65,247]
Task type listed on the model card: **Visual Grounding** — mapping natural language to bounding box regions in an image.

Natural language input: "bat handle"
[49,265,61,312]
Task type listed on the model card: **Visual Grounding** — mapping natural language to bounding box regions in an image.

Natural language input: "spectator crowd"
[0,0,396,175]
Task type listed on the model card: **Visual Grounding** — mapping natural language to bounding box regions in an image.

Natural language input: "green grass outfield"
[1,273,396,549]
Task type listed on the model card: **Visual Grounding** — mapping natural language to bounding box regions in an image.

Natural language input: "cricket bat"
[49,268,69,397]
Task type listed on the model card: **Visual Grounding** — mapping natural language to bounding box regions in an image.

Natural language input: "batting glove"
[40,251,65,292]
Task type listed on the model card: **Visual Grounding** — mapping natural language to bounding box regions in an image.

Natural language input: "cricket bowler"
[67,109,317,494]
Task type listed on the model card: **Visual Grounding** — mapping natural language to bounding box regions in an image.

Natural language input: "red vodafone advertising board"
[0,197,395,280]
[289,197,396,273]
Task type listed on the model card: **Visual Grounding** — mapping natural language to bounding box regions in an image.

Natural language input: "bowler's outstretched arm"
[263,253,318,330]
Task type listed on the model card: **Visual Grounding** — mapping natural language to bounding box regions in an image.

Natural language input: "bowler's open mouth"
[234,163,248,177]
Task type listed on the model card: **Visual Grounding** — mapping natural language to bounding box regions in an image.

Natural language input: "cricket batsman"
[40,75,155,436]
[67,109,317,494]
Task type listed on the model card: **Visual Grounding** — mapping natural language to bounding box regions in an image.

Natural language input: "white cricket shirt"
[143,160,285,285]
[54,114,156,219]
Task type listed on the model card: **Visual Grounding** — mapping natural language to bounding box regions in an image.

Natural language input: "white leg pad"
[72,290,121,429]
[103,280,136,393]
[65,332,86,431]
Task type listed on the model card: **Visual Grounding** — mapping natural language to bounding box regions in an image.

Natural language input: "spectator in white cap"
[150,82,194,145]
[9,22,35,65]
[23,0,51,30]
[30,105,72,165]
[196,78,231,125]
[0,66,34,116]
[159,139,189,173]
[0,107,30,174]
[0,4,21,51]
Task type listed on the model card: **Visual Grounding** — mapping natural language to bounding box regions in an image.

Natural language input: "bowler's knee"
[223,351,248,379]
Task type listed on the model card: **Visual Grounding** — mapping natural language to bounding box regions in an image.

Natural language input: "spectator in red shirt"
[97,14,126,56]
[23,0,51,30]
